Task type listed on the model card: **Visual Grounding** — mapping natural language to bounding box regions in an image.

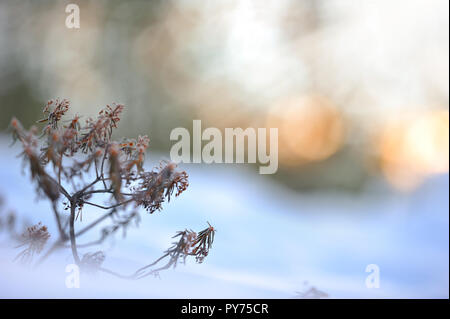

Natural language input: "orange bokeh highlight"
[266,95,345,166]
[377,109,449,191]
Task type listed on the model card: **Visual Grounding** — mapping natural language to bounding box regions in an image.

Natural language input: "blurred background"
[0,0,448,298]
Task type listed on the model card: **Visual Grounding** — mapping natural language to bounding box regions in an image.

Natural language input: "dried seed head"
[108,143,123,202]
[15,222,50,264]
[133,223,215,279]
[39,98,70,128]
[192,223,215,263]
[133,161,189,213]
[81,251,106,273]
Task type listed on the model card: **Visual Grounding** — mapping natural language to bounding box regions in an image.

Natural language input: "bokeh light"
[267,95,345,166]
[377,109,449,191]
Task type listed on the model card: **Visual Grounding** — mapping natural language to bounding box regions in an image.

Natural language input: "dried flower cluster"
[14,222,50,264]
[294,283,329,299]
[132,162,189,213]
[8,98,215,277]
[81,251,106,273]
[192,223,215,263]
[133,223,215,279]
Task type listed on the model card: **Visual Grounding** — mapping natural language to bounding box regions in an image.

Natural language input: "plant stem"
[83,198,133,210]
[75,209,116,237]
[69,202,81,264]
[51,201,67,240]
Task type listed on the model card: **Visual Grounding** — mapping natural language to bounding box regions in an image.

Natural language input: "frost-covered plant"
[9,98,215,278]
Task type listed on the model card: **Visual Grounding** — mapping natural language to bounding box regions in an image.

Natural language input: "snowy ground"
[0,140,448,298]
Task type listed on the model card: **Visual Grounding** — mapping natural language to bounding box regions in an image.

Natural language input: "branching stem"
[69,202,81,264]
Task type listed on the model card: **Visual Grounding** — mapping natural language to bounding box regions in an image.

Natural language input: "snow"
[0,139,448,298]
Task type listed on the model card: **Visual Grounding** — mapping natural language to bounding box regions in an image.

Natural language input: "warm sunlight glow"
[377,109,449,191]
[267,95,345,166]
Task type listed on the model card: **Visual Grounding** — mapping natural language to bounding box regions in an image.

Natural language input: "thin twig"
[83,198,133,210]
[69,203,81,264]
[51,201,67,240]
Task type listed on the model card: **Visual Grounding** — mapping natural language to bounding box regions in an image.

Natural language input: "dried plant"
[9,98,215,277]
[14,222,50,264]
[80,251,106,274]
[294,282,329,299]
[0,196,19,239]
[132,223,215,279]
